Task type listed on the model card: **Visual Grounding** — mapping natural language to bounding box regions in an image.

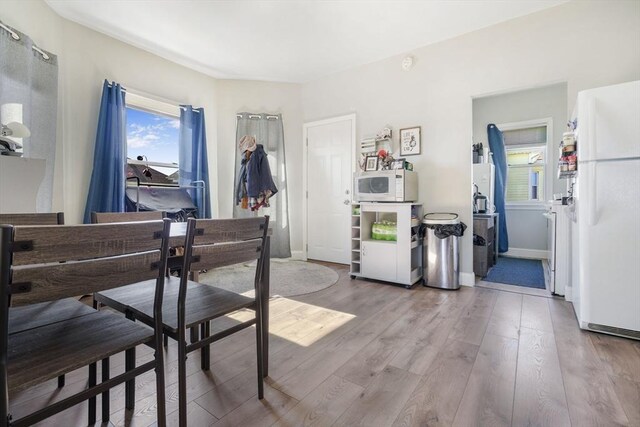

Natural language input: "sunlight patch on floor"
[225,298,356,347]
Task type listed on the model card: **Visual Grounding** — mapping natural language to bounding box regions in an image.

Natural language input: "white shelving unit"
[350,202,423,288]
[350,207,362,275]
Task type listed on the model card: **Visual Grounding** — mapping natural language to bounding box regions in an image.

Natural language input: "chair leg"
[190,326,198,344]
[262,286,269,378]
[154,334,167,427]
[178,329,188,427]
[88,362,97,425]
[255,309,264,399]
[200,321,210,371]
[57,374,65,388]
[125,311,136,410]
[125,347,136,410]
[164,334,169,347]
[102,358,110,422]
[262,239,271,377]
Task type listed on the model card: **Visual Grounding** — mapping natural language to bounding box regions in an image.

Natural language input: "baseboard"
[503,248,548,260]
[290,250,306,260]
[564,285,573,302]
[459,272,475,287]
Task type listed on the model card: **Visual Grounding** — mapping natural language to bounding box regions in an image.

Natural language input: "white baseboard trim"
[459,272,475,287]
[504,248,548,260]
[290,250,307,260]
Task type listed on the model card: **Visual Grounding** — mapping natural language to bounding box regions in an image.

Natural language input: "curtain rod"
[236,114,279,120]
[0,22,51,60]
[105,83,201,113]
[180,105,201,113]
[107,83,127,92]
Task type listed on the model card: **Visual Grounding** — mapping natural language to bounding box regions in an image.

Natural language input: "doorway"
[303,114,356,264]
[471,83,568,296]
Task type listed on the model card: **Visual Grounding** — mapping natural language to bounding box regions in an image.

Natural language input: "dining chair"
[91,210,166,224]
[0,219,171,427]
[95,216,270,427]
[91,210,183,346]
[0,212,64,226]
[0,213,72,390]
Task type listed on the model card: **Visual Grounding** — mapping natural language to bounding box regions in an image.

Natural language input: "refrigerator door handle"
[586,97,599,226]
[587,97,597,162]
[587,161,598,226]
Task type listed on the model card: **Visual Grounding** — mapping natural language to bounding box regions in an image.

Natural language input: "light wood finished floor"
[9,263,640,427]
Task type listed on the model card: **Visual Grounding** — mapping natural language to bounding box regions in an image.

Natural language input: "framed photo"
[400,126,421,156]
[392,159,406,170]
[365,155,379,171]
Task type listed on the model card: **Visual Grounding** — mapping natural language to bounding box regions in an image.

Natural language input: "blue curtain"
[83,80,126,223]
[487,124,509,253]
[179,106,211,218]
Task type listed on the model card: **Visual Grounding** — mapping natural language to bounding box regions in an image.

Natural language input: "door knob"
[344,200,350,205]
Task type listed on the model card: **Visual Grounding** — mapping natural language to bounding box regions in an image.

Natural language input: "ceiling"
[45,0,568,83]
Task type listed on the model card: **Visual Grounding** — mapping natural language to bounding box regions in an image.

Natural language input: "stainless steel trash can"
[423,213,461,290]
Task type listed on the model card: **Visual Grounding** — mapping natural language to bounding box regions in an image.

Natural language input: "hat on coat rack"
[239,135,257,153]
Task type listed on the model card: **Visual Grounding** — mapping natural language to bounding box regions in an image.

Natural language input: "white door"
[305,117,353,264]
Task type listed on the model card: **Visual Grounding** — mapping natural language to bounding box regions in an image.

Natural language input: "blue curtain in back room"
[179,105,211,218]
[487,123,509,253]
[83,80,126,223]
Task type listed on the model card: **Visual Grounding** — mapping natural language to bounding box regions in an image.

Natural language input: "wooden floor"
[10,263,640,427]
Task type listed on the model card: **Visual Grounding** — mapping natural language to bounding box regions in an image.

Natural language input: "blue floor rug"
[484,256,545,289]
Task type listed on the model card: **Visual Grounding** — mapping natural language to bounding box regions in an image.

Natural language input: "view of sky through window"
[126,107,179,175]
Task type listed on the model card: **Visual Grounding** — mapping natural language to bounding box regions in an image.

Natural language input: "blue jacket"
[236,144,278,204]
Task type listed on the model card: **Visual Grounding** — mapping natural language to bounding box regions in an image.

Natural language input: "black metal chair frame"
[0,213,69,391]
[0,219,172,427]
[95,216,270,427]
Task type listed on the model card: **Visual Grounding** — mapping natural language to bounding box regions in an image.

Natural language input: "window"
[500,121,550,204]
[125,93,180,186]
[505,145,546,202]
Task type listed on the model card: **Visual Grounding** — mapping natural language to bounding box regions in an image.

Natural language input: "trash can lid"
[423,212,460,225]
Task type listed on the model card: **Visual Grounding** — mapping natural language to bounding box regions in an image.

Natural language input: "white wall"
[215,80,304,252]
[2,0,219,224]
[301,0,640,281]
[3,0,640,271]
[472,83,568,253]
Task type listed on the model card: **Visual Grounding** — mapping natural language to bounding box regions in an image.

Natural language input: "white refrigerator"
[570,80,640,339]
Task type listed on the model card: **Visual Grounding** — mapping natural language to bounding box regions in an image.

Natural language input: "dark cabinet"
[473,214,498,277]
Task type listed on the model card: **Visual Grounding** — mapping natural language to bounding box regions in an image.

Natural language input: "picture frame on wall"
[399,126,421,156]
[365,155,379,171]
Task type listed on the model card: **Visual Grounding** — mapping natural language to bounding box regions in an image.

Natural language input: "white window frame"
[125,91,181,186]
[497,117,553,209]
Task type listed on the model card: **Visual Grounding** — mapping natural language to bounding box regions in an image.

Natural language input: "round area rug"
[198,259,339,297]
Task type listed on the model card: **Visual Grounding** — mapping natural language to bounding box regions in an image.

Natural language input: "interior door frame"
[302,113,357,261]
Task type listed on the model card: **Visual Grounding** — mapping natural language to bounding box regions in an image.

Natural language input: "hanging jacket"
[246,144,278,198]
[235,152,250,205]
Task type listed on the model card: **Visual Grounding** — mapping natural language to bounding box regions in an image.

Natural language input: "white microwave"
[354,170,418,202]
